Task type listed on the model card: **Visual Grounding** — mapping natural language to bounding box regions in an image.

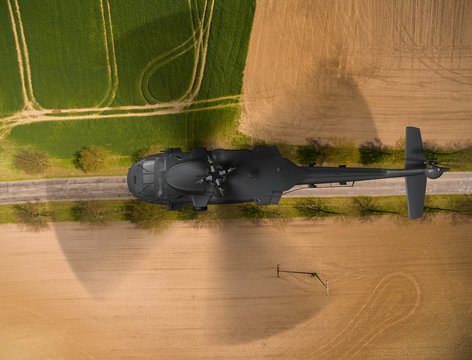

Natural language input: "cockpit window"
[143,160,154,173]
[143,173,154,184]
[142,160,155,184]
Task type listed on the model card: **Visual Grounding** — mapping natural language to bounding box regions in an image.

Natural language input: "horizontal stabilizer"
[406,173,427,219]
[405,127,425,169]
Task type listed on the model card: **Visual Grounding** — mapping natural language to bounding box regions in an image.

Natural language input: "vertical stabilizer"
[405,127,426,219]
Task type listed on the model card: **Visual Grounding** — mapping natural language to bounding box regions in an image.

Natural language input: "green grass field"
[110,0,196,105]
[8,107,239,159]
[18,0,110,108]
[0,1,23,115]
[1,0,256,177]
[195,0,256,101]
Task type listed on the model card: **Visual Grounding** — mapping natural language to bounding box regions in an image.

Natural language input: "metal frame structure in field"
[277,264,329,296]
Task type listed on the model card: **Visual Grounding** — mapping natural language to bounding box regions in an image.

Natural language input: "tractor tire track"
[301,272,421,359]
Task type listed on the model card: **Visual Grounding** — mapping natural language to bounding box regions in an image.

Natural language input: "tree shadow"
[42,7,197,297]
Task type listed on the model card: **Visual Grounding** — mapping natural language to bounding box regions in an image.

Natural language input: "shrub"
[296,138,358,166]
[359,138,391,165]
[231,132,252,149]
[295,198,341,218]
[325,138,359,164]
[73,201,112,225]
[14,149,50,174]
[124,200,172,232]
[352,196,400,219]
[77,145,109,172]
[134,145,163,161]
[14,202,50,231]
[423,195,472,223]
[231,132,266,149]
[295,138,330,165]
[175,205,199,221]
[238,203,282,224]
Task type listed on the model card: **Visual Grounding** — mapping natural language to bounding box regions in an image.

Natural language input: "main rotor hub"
[200,161,236,196]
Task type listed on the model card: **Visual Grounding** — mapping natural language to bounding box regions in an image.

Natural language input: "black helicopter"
[127,127,448,219]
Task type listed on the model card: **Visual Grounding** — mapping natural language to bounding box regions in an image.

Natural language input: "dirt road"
[0,218,471,359]
[0,172,470,204]
[242,0,472,145]
[0,176,131,204]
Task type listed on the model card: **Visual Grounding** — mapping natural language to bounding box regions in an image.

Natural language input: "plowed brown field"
[1,217,471,359]
[241,0,472,145]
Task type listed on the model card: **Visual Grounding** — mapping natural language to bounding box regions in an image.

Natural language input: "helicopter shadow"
[243,44,379,144]
[44,7,197,297]
[51,222,165,298]
[206,218,329,345]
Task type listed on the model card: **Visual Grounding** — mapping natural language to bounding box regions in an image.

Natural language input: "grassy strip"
[1,195,470,230]
[3,127,471,181]
[3,106,240,180]
[232,132,472,171]
[8,115,189,158]
[0,200,127,225]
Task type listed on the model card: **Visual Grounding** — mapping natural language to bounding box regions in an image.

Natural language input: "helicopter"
[127,127,448,219]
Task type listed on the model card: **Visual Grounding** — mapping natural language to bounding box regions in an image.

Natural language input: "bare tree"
[134,145,163,161]
[296,138,330,165]
[14,149,50,175]
[295,198,342,219]
[73,201,113,226]
[352,196,401,221]
[124,200,172,232]
[237,203,283,226]
[77,145,109,172]
[359,138,391,165]
[14,202,50,231]
[424,195,472,224]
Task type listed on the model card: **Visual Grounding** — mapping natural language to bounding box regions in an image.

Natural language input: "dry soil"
[0,217,471,359]
[242,0,472,145]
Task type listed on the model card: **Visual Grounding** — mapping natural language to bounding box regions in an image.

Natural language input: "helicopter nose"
[127,162,142,196]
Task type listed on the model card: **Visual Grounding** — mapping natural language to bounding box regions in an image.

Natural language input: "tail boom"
[295,127,448,219]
